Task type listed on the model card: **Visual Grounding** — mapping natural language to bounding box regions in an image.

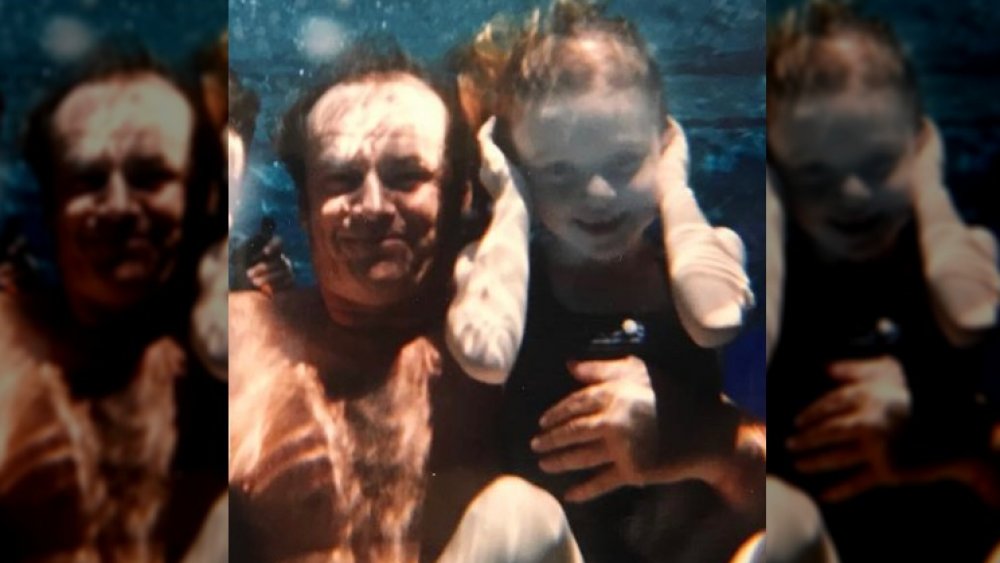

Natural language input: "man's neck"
[318,284,444,333]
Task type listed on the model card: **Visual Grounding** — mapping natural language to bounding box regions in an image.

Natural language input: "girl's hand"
[477,116,530,206]
[658,117,754,348]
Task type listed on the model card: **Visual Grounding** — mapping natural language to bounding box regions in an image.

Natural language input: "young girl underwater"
[445,2,767,561]
[765,2,1000,561]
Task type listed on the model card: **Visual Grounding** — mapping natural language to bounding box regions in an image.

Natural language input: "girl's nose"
[840,174,873,202]
[584,174,616,202]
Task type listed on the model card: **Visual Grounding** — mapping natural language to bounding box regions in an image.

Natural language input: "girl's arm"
[660,118,755,348]
[765,168,786,365]
[912,118,999,346]
[445,118,531,384]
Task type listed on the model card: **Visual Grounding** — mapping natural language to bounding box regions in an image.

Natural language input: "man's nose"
[357,171,390,215]
[101,172,135,214]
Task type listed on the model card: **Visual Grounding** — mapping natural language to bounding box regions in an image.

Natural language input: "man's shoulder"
[0,292,56,365]
[229,288,322,388]
[229,288,271,319]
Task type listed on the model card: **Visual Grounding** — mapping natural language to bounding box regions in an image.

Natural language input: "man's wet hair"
[274,36,477,248]
[767,0,923,127]
[229,69,260,148]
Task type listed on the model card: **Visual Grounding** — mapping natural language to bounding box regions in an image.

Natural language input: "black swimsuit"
[769,219,997,562]
[502,243,751,563]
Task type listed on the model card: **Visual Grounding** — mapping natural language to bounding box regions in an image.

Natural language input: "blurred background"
[768,0,1000,231]
[228,0,769,417]
[0,0,228,289]
[767,0,1000,394]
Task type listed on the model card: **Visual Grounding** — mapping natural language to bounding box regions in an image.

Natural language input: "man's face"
[303,74,447,309]
[51,74,192,317]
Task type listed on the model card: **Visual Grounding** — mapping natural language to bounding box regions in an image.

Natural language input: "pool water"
[228,0,769,416]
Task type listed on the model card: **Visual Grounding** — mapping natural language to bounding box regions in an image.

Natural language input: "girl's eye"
[528,162,579,188]
[605,153,645,180]
[860,160,897,184]
[793,167,839,189]
[541,162,575,180]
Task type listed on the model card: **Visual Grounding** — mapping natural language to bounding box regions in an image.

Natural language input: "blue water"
[0,0,769,417]
[229,0,769,416]
[766,0,1000,398]
[767,0,1000,228]
[0,0,227,283]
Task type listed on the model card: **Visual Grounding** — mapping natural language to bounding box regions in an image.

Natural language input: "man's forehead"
[53,74,194,161]
[306,76,448,157]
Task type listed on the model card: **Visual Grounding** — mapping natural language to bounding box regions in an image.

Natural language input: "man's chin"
[94,262,165,298]
[352,263,423,304]
[367,260,411,282]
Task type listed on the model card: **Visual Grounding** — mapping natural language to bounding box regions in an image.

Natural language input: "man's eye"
[74,169,108,192]
[127,166,176,191]
[383,168,433,191]
[324,171,363,190]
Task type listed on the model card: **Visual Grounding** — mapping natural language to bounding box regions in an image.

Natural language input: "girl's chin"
[819,233,897,262]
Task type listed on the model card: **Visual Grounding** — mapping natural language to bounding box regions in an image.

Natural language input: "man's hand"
[788,355,912,502]
[246,236,294,295]
[531,356,659,503]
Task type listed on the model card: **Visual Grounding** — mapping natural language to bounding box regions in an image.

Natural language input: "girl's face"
[511,85,662,262]
[769,87,920,262]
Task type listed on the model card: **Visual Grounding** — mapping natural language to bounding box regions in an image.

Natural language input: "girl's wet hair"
[454,0,665,147]
[767,0,923,127]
